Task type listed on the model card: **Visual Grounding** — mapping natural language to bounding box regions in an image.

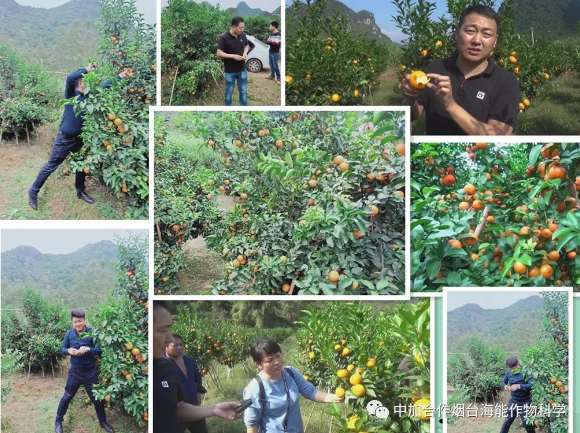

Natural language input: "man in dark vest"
[55,309,114,433]
[28,64,130,210]
[165,333,208,433]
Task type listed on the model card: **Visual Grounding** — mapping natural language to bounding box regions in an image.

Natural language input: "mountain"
[1,240,119,308]
[0,0,100,69]
[512,0,580,41]
[447,296,545,353]
[226,2,280,18]
[286,0,393,43]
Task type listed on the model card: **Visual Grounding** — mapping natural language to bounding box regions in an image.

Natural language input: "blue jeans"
[225,70,248,106]
[30,134,86,197]
[499,399,535,433]
[269,52,280,80]
[56,367,106,423]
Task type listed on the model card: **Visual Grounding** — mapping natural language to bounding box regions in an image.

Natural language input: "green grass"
[1,370,143,433]
[371,68,580,136]
[204,335,346,433]
[0,123,129,220]
[161,68,281,106]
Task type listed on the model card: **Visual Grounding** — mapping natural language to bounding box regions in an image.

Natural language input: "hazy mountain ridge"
[1,240,119,308]
[447,296,544,353]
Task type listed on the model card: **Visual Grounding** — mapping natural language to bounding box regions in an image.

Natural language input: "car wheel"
[246,59,262,73]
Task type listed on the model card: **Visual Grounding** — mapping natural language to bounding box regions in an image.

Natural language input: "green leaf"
[425,260,441,279]
[529,145,542,166]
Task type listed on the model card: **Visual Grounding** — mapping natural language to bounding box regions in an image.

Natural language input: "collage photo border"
[0,0,576,432]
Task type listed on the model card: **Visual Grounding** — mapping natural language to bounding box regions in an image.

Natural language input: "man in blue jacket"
[55,309,114,433]
[28,64,129,211]
[165,333,208,433]
[500,356,535,433]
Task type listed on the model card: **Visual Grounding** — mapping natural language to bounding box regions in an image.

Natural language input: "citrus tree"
[0,45,59,142]
[286,0,397,106]
[411,142,580,291]
[154,111,406,295]
[447,338,507,402]
[63,0,154,219]
[525,292,569,433]
[171,305,292,384]
[83,233,149,428]
[393,0,572,110]
[1,288,70,376]
[296,301,431,433]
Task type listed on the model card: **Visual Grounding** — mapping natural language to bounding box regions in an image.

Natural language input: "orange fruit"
[337,369,348,378]
[459,202,469,211]
[475,142,487,149]
[335,387,345,398]
[529,267,540,278]
[395,142,405,156]
[548,251,560,261]
[408,71,430,89]
[513,261,527,275]
[540,264,554,279]
[328,271,340,282]
[333,155,345,165]
[548,165,566,180]
[464,184,476,195]
[349,373,363,385]
[351,384,366,397]
[449,239,462,248]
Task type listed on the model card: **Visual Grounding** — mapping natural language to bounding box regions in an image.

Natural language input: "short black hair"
[75,78,83,87]
[171,333,183,341]
[251,339,281,364]
[232,16,244,27]
[458,5,501,32]
[270,21,279,29]
[153,301,175,316]
[71,309,85,319]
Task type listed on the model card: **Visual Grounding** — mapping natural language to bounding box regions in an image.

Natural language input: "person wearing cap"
[243,339,344,433]
[499,356,535,433]
[55,309,114,433]
[164,333,208,433]
[28,64,131,211]
[153,301,243,433]
[400,4,519,135]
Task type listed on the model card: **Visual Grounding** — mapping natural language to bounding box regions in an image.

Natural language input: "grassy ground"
[447,392,549,433]
[204,335,344,433]
[1,364,143,433]
[162,68,281,106]
[177,195,239,294]
[0,123,127,220]
[371,68,580,136]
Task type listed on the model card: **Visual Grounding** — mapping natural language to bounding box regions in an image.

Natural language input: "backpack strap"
[254,375,266,432]
[284,367,295,382]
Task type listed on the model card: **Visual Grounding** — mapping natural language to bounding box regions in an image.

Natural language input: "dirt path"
[0,123,126,220]
[447,392,550,433]
[1,367,143,433]
[163,67,281,107]
[178,195,240,294]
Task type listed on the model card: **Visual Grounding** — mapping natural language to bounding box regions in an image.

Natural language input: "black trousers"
[30,134,86,197]
[55,367,106,424]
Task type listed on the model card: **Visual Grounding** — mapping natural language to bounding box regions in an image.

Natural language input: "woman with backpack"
[243,339,343,433]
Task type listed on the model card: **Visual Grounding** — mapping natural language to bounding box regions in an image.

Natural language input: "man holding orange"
[55,309,114,433]
[499,356,535,433]
[400,5,519,135]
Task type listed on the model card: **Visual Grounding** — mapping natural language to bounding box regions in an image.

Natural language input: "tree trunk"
[26,126,30,146]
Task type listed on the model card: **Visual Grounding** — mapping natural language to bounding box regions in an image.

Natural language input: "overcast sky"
[447,291,544,312]
[161,0,281,11]
[15,0,156,24]
[1,230,148,254]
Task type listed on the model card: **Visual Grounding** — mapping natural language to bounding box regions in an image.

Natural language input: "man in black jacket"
[499,356,535,433]
[28,64,129,210]
[55,309,114,433]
